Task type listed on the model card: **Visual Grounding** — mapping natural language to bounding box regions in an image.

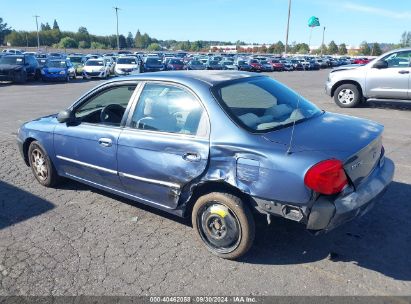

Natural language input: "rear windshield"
[212,77,322,133]
[68,56,83,63]
[117,58,137,64]
[0,56,24,65]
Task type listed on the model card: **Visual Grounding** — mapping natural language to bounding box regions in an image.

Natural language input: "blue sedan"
[41,59,76,82]
[17,71,394,259]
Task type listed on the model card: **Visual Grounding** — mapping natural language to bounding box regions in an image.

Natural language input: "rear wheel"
[334,84,361,108]
[28,141,61,187]
[192,192,255,259]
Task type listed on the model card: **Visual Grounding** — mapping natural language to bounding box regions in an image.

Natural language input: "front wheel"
[192,192,255,259]
[333,84,361,108]
[28,141,61,187]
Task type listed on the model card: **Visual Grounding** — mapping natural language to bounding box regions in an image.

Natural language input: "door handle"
[98,138,112,147]
[398,70,410,74]
[183,152,201,162]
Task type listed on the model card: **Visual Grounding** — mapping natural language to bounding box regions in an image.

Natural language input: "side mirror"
[373,60,388,69]
[57,109,74,123]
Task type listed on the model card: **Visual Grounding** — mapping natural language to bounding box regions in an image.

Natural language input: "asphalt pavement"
[0,70,410,296]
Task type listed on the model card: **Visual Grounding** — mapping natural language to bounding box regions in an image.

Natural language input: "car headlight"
[59,70,66,75]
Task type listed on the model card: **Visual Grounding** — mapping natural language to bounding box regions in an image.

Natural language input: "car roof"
[112,70,262,87]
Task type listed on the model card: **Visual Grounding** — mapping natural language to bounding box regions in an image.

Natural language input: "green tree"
[58,36,78,48]
[371,42,382,56]
[78,40,90,48]
[118,34,127,49]
[90,41,106,49]
[41,22,51,31]
[141,33,151,48]
[328,40,338,54]
[338,43,347,55]
[52,19,60,30]
[126,32,134,48]
[0,17,12,45]
[134,30,143,48]
[319,43,328,55]
[147,43,161,51]
[359,41,371,55]
[401,31,411,47]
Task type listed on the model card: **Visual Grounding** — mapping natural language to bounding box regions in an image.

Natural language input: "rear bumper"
[307,157,394,231]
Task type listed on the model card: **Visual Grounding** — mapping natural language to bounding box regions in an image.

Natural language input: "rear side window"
[212,77,321,132]
[130,83,208,136]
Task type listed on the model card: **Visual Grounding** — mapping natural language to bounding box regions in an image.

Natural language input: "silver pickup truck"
[325,48,411,108]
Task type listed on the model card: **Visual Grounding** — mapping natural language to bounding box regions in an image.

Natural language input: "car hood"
[330,64,363,72]
[116,64,138,69]
[0,64,24,71]
[44,67,65,72]
[262,112,383,160]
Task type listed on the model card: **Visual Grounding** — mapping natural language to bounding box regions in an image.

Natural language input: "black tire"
[28,141,61,187]
[192,192,255,259]
[333,84,361,108]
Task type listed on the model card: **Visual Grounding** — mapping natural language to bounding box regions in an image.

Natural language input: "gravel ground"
[0,70,410,296]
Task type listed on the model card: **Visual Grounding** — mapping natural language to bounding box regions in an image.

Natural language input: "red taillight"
[304,159,348,195]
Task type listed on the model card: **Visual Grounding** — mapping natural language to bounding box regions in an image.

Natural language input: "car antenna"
[286,94,301,155]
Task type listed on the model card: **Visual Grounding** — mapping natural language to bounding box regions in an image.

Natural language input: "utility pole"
[34,15,40,50]
[284,0,292,55]
[321,26,326,56]
[113,7,120,51]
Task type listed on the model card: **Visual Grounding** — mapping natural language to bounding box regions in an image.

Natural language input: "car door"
[54,82,139,189]
[117,82,210,209]
[365,50,411,99]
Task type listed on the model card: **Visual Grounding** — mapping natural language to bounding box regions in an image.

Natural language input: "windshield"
[86,60,104,66]
[169,59,183,64]
[0,56,24,65]
[209,61,220,65]
[48,61,67,68]
[191,60,202,65]
[117,58,137,64]
[68,56,83,63]
[146,58,162,65]
[212,77,322,133]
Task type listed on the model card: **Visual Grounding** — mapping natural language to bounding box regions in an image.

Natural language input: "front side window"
[212,77,322,133]
[384,51,411,68]
[130,83,207,136]
[75,85,136,126]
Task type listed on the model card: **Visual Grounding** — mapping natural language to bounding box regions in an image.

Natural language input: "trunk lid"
[263,112,384,187]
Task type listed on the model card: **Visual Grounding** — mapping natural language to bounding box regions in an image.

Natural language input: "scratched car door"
[117,82,210,209]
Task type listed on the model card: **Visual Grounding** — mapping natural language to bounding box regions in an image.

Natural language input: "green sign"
[308,16,320,27]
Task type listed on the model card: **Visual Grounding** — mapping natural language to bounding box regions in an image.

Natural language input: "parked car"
[205,59,223,70]
[41,59,76,82]
[220,60,238,70]
[259,59,274,72]
[2,49,22,55]
[186,60,206,70]
[36,57,48,70]
[114,56,140,76]
[235,60,253,71]
[326,48,411,107]
[290,59,304,70]
[352,57,371,65]
[143,57,165,72]
[165,58,185,71]
[247,59,263,72]
[308,60,320,70]
[267,58,284,71]
[68,55,86,76]
[0,54,39,83]
[82,59,110,79]
[16,71,394,259]
[280,59,294,71]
